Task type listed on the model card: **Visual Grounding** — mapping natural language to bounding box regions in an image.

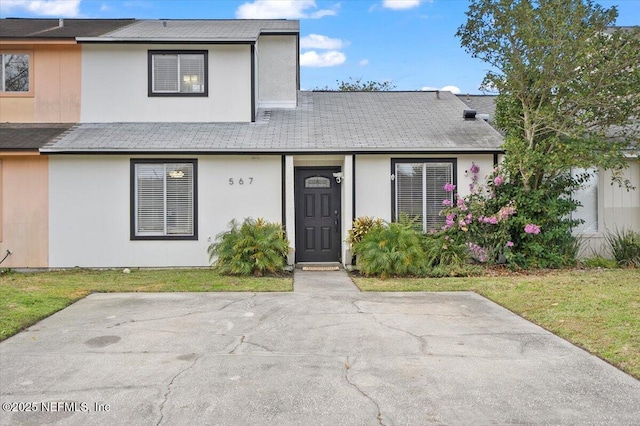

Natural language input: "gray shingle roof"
[0,18,136,39]
[79,19,299,42]
[42,91,504,154]
[456,94,497,123]
[0,123,75,150]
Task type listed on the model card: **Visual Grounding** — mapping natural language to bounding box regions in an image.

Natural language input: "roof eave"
[76,37,259,44]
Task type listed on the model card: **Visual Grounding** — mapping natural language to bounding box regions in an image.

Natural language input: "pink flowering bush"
[435,164,580,268]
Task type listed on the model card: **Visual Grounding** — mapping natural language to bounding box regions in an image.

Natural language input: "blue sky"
[2,0,639,93]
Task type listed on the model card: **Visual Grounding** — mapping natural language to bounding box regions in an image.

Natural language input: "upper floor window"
[1,53,30,93]
[148,50,208,97]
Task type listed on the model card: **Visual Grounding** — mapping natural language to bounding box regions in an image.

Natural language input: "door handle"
[334,210,340,232]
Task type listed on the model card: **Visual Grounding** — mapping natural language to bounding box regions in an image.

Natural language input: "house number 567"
[229,178,253,185]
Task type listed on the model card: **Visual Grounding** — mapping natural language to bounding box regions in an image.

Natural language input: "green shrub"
[346,216,384,247]
[426,265,484,278]
[439,166,580,269]
[422,233,470,267]
[582,257,618,269]
[604,228,640,268]
[208,218,289,276]
[352,222,429,278]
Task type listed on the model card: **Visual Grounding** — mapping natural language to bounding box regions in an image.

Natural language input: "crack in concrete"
[229,335,246,354]
[218,293,257,312]
[156,353,203,426]
[351,300,365,313]
[106,311,205,329]
[343,357,386,426]
[371,314,429,354]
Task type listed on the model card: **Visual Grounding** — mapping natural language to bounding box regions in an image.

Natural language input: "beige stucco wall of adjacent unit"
[0,42,81,123]
[354,153,496,221]
[257,35,297,108]
[48,155,282,267]
[579,160,640,257]
[80,44,253,123]
[0,154,49,267]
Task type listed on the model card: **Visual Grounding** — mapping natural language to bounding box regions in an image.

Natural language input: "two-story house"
[3,18,506,269]
[0,18,133,268]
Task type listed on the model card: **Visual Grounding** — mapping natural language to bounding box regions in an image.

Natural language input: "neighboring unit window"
[393,160,455,232]
[1,53,30,92]
[131,160,197,239]
[148,50,207,96]
[571,168,598,234]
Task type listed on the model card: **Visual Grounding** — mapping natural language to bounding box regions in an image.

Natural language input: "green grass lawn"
[0,268,292,341]
[353,268,640,379]
[2,267,638,380]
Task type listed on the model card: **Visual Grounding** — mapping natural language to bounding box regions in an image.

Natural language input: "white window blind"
[572,168,598,234]
[152,53,205,94]
[179,54,205,93]
[396,162,453,232]
[135,163,194,237]
[153,54,179,93]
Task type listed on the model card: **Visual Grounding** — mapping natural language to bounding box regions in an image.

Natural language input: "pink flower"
[444,183,456,192]
[470,163,480,174]
[506,241,514,247]
[524,224,541,235]
[442,199,452,206]
[493,175,504,187]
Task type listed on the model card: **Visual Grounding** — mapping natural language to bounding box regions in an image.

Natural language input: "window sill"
[0,92,34,98]
[131,235,198,241]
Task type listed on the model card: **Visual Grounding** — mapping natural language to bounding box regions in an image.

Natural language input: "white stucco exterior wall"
[579,160,640,257]
[257,35,297,108]
[49,155,282,267]
[81,44,252,123]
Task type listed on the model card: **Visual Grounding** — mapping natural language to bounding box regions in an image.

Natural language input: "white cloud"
[359,59,369,66]
[421,85,461,94]
[382,0,424,10]
[300,50,346,67]
[1,0,81,17]
[300,34,346,50]
[236,0,337,19]
[441,85,461,94]
[100,3,109,12]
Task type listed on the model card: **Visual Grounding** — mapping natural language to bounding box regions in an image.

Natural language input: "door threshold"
[296,262,342,271]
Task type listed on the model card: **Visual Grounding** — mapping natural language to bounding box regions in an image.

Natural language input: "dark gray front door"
[295,168,341,262]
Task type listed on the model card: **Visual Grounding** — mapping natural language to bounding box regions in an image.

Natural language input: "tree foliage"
[316,77,396,91]
[457,0,640,191]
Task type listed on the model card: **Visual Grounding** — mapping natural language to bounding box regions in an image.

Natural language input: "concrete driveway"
[1,272,639,425]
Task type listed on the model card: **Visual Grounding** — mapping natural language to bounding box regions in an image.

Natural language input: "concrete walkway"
[1,273,639,425]
[294,269,360,293]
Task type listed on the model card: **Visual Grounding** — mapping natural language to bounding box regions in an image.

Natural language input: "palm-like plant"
[208,218,289,276]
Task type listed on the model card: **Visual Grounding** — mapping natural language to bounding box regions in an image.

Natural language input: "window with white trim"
[1,53,30,92]
[393,160,455,232]
[148,50,207,96]
[131,160,197,239]
[571,168,598,234]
